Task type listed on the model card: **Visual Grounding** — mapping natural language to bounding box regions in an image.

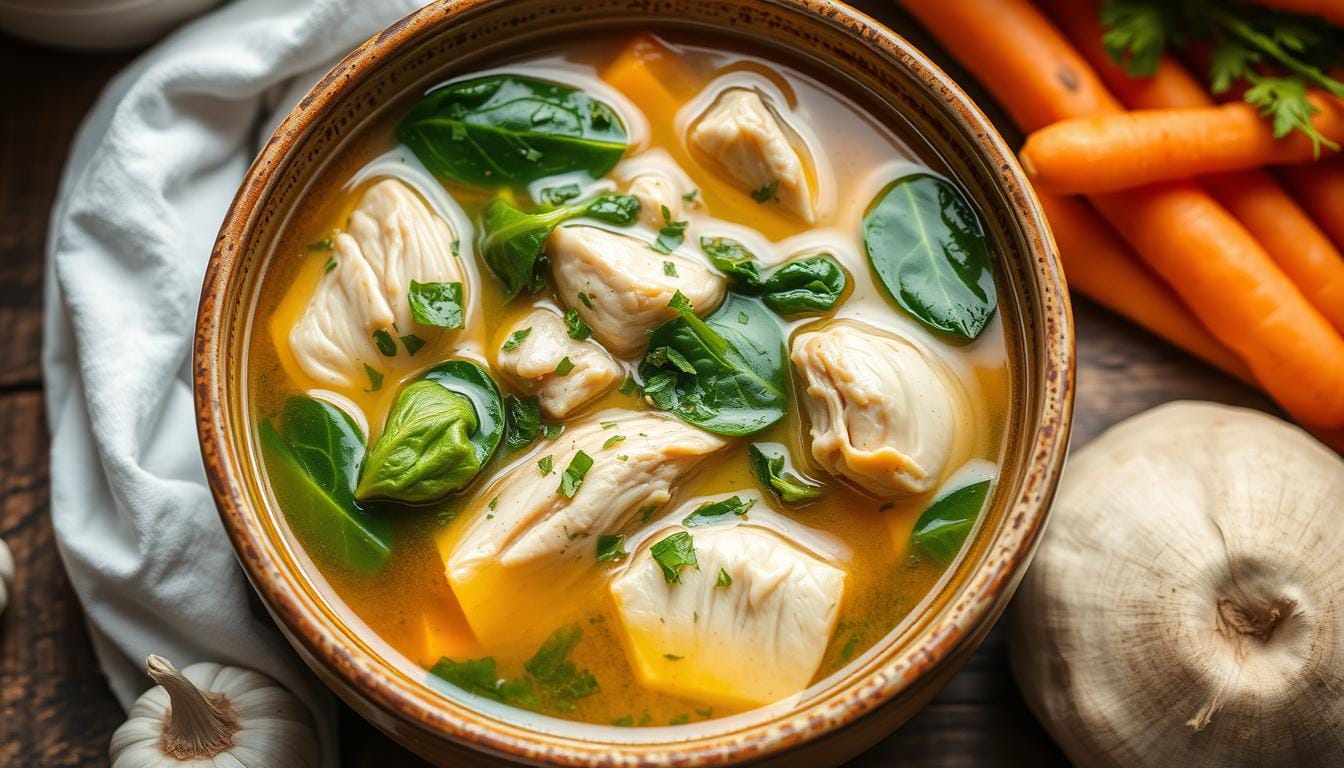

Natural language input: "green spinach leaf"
[504,394,542,452]
[258,397,391,573]
[748,442,823,503]
[639,293,787,436]
[398,75,628,187]
[911,479,992,564]
[422,360,505,467]
[700,237,846,316]
[863,173,996,340]
[682,496,754,528]
[428,657,536,708]
[356,381,481,503]
[478,193,640,299]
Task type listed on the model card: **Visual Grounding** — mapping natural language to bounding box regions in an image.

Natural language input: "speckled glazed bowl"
[195,1,1074,765]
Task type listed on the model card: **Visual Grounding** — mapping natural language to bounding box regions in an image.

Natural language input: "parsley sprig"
[1101,0,1344,152]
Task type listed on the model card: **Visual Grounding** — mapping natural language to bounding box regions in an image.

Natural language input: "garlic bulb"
[1009,402,1344,768]
[110,655,318,767]
[0,537,13,613]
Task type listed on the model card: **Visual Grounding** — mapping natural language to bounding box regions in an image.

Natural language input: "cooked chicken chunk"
[611,517,846,707]
[495,308,623,419]
[441,412,726,643]
[791,321,970,497]
[548,226,725,357]
[691,89,814,222]
[627,172,685,229]
[289,179,464,388]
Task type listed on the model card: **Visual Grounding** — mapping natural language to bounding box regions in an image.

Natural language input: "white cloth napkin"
[42,1,422,763]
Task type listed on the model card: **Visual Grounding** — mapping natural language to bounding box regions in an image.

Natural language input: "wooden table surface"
[0,4,1278,765]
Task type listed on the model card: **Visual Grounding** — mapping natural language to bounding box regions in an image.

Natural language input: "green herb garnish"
[558,451,594,498]
[596,533,627,562]
[400,334,426,356]
[408,280,465,329]
[650,531,697,583]
[372,329,398,357]
[682,495,754,527]
[564,308,591,340]
[554,356,576,376]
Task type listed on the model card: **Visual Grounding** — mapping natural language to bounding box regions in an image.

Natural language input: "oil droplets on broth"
[246,31,1010,728]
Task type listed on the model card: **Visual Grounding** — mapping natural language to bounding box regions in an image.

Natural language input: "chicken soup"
[248,32,1010,726]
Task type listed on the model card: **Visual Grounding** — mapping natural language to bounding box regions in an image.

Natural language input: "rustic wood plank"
[0,391,124,766]
[0,39,136,389]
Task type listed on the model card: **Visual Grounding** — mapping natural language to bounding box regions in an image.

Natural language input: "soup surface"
[249,31,1010,727]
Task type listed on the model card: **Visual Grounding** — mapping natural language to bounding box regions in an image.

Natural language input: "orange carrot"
[1039,192,1253,382]
[1204,170,1344,334]
[1281,158,1344,252]
[1041,0,1344,335]
[1036,0,1212,110]
[1092,181,1344,428]
[1020,96,1344,194]
[912,0,1344,427]
[896,0,1121,132]
[1245,0,1344,27]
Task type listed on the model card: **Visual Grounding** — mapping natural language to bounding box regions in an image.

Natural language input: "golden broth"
[248,31,1010,726]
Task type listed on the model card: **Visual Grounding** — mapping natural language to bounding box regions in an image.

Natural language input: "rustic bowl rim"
[195,0,1074,763]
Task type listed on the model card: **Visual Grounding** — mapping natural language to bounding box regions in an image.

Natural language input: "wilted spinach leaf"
[429,624,598,713]
[700,237,846,316]
[422,360,504,468]
[682,495,755,528]
[478,193,640,299]
[748,442,823,503]
[356,381,481,503]
[911,479,992,564]
[639,293,787,436]
[863,173,996,340]
[504,394,542,452]
[258,397,391,573]
[408,281,464,329]
[399,75,628,187]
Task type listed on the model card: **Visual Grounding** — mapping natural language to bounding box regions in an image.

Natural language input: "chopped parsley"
[669,713,690,725]
[600,420,619,429]
[750,179,780,203]
[307,238,333,252]
[408,280,464,329]
[840,632,861,661]
[399,333,426,356]
[542,423,564,440]
[487,496,499,511]
[682,496,754,528]
[650,531,697,583]
[663,653,684,661]
[450,239,460,257]
[362,364,383,391]
[652,205,688,254]
[638,505,658,523]
[554,356,576,376]
[716,567,732,588]
[501,327,532,352]
[558,450,594,498]
[323,257,337,273]
[596,533,627,562]
[602,434,626,450]
[563,308,591,340]
[577,291,594,309]
[682,188,699,203]
[612,715,633,727]
[538,455,554,475]
[372,329,398,357]
[618,376,639,396]
[663,260,679,277]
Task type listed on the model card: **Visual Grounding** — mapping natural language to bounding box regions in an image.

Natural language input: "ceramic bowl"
[195,1,1074,764]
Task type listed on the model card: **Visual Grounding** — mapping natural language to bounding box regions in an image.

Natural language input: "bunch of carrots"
[897,0,1344,448]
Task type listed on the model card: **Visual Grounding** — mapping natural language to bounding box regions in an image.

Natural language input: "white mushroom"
[289,178,464,389]
[548,225,725,357]
[627,172,686,229]
[1010,402,1344,768]
[441,412,726,643]
[691,89,814,222]
[495,308,623,419]
[791,321,971,497]
[611,508,846,708]
[109,655,318,768]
